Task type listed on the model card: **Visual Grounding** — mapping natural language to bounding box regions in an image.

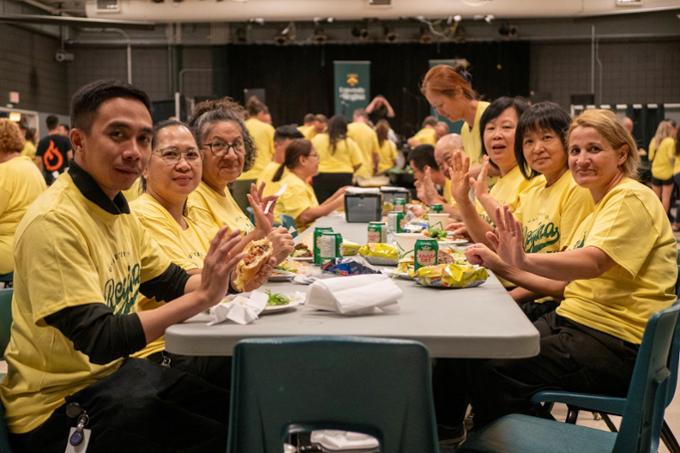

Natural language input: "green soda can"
[393,198,406,213]
[318,232,342,264]
[430,203,444,213]
[414,239,439,270]
[367,221,387,243]
[313,227,334,264]
[387,212,404,233]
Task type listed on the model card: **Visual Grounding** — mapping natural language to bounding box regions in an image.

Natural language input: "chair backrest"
[279,214,298,238]
[615,301,680,453]
[0,288,12,357]
[226,336,439,453]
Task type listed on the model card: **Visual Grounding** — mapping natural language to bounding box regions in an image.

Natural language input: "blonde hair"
[651,120,675,149]
[568,109,639,178]
[420,61,476,100]
[0,119,25,153]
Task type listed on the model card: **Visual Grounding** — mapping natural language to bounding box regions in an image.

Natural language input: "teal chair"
[278,214,298,238]
[460,302,680,453]
[0,288,13,452]
[226,336,439,453]
[0,273,11,288]
[245,206,255,225]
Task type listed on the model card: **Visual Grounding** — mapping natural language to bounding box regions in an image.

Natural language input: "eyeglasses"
[153,147,202,164]
[203,139,244,157]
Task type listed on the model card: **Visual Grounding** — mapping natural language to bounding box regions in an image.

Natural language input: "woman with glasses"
[272,139,347,231]
[187,99,293,264]
[130,120,275,385]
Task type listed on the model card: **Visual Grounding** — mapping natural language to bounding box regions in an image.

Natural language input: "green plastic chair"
[0,273,12,288]
[0,288,13,452]
[226,336,439,453]
[460,302,680,453]
[278,214,298,238]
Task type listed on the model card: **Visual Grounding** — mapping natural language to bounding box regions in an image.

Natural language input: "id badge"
[64,427,91,453]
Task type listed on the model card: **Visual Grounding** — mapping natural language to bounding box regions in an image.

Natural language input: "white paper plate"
[268,271,296,282]
[362,255,399,266]
[262,299,302,314]
[289,256,313,262]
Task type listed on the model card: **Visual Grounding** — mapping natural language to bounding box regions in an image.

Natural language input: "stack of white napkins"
[311,430,379,451]
[305,274,401,315]
[208,290,268,325]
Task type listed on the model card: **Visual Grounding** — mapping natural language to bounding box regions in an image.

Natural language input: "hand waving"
[448,151,471,204]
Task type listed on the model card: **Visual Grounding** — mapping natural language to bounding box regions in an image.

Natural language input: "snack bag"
[414,263,488,288]
[358,243,399,266]
[341,240,361,256]
[322,257,382,276]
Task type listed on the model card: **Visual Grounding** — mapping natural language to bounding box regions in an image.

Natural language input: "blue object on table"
[460,302,680,453]
[226,336,439,453]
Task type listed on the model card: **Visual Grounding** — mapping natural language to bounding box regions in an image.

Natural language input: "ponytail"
[272,163,287,182]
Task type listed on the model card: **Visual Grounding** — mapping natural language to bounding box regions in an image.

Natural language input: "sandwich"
[233,238,273,291]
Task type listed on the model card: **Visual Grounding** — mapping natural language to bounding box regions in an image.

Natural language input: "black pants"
[10,358,230,453]
[313,172,353,203]
[433,312,638,430]
[146,351,231,390]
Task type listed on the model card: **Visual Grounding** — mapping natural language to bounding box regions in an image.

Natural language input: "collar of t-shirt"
[69,160,131,215]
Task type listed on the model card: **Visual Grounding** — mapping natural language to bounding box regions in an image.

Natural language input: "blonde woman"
[648,120,677,215]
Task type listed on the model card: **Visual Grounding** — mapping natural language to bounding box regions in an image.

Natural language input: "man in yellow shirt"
[297,113,315,137]
[407,116,438,148]
[257,124,304,197]
[0,80,244,452]
[303,114,327,141]
[347,109,380,178]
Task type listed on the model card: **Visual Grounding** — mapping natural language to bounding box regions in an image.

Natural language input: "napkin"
[305,274,401,315]
[310,430,379,451]
[208,290,268,325]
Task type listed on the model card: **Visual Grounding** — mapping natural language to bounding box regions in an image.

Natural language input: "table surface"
[165,214,540,359]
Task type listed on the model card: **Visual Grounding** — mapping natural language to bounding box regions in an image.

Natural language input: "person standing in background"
[35,115,72,185]
[348,108,381,178]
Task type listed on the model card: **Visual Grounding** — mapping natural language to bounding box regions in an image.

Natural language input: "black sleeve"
[44,304,147,365]
[139,263,190,301]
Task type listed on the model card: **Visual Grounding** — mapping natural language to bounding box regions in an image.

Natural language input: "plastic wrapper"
[322,257,382,276]
[414,263,489,289]
[341,240,361,256]
[395,259,415,279]
[358,243,399,266]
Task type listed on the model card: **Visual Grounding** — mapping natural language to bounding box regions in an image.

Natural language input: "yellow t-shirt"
[475,165,543,224]
[239,117,275,180]
[21,141,36,159]
[274,172,319,231]
[348,122,380,178]
[442,178,458,207]
[0,155,46,274]
[313,134,364,174]
[377,139,398,174]
[188,180,254,233]
[514,171,594,253]
[302,126,319,141]
[651,137,675,181]
[409,127,436,146]
[461,101,489,166]
[558,178,677,344]
[256,161,287,198]
[0,172,171,433]
[122,177,143,202]
[130,193,215,357]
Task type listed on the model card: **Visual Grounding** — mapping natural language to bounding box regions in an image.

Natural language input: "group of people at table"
[0,61,676,451]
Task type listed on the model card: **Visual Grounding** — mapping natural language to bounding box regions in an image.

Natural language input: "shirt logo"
[523,221,560,253]
[104,263,141,315]
[43,140,64,172]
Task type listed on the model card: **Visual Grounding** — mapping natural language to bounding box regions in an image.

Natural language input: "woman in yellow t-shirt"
[447,97,541,248]
[312,115,362,203]
[463,109,676,428]
[375,119,398,174]
[0,119,46,275]
[187,99,294,263]
[273,139,346,231]
[648,120,676,215]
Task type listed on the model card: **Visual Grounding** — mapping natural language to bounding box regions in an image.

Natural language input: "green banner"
[428,59,463,134]
[334,61,370,120]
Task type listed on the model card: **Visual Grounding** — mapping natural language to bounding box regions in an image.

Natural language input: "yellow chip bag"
[414,263,489,288]
[358,243,399,266]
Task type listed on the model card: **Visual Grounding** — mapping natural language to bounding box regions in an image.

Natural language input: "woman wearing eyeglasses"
[187,99,293,264]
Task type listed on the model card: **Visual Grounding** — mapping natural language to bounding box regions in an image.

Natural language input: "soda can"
[367,221,387,243]
[313,227,334,264]
[430,203,444,213]
[387,212,405,233]
[414,239,439,270]
[393,198,406,213]
[318,232,342,264]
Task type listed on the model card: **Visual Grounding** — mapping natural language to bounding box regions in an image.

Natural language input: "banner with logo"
[429,59,463,134]
[334,61,370,120]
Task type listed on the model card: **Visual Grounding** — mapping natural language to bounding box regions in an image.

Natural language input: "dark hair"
[353,108,368,120]
[151,119,191,149]
[376,119,390,147]
[60,123,70,133]
[272,139,313,182]
[246,96,267,117]
[408,144,438,171]
[46,115,59,130]
[479,96,529,169]
[188,98,255,172]
[422,116,438,128]
[274,124,304,142]
[327,115,347,154]
[313,114,328,123]
[303,113,315,124]
[70,80,151,133]
[514,102,571,179]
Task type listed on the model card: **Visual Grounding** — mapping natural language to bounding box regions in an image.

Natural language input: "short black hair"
[274,124,304,142]
[70,80,151,133]
[151,119,191,149]
[514,102,571,179]
[408,144,438,171]
[46,115,59,130]
[479,96,529,168]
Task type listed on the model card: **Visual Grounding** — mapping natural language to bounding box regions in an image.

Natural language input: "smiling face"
[200,120,245,191]
[144,124,202,205]
[71,97,153,199]
[483,107,519,174]
[522,127,568,182]
[568,126,626,196]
